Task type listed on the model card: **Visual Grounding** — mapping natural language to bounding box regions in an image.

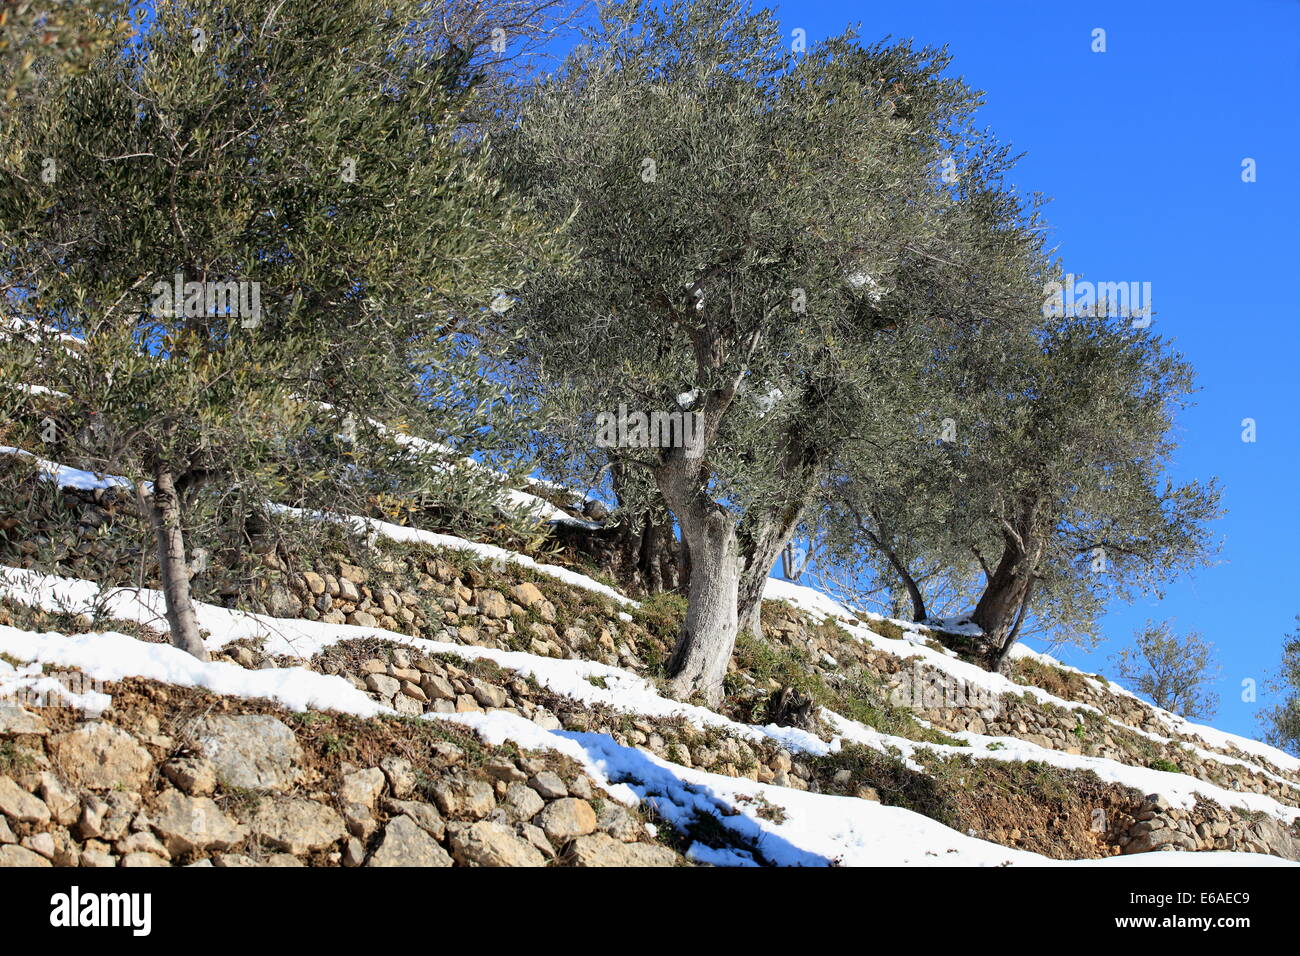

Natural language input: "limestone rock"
[348,609,378,628]
[501,782,544,823]
[49,722,152,792]
[365,673,400,698]
[367,815,453,867]
[0,844,52,867]
[0,777,50,824]
[382,799,445,841]
[194,715,303,792]
[242,798,345,856]
[380,757,416,798]
[448,821,546,867]
[0,705,47,737]
[20,831,56,859]
[477,590,510,619]
[471,681,508,709]
[510,582,546,608]
[568,833,677,867]
[529,771,567,800]
[598,804,643,842]
[340,768,385,808]
[162,756,218,796]
[77,792,139,842]
[36,772,80,826]
[431,776,496,819]
[117,831,170,859]
[537,798,598,843]
[150,791,246,855]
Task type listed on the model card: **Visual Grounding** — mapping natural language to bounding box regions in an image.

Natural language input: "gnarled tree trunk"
[614,510,681,595]
[655,429,742,707]
[664,500,740,705]
[609,461,682,595]
[887,550,928,623]
[970,516,1042,672]
[735,427,831,639]
[735,506,805,639]
[142,465,209,661]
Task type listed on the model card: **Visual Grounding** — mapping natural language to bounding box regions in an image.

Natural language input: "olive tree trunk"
[970,519,1041,672]
[735,430,830,639]
[656,443,742,706]
[142,465,209,661]
[664,503,741,705]
[735,508,805,640]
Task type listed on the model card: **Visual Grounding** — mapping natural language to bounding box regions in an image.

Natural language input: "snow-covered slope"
[2,443,1296,867]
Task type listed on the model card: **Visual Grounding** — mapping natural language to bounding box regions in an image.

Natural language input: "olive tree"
[490,0,1038,703]
[0,0,553,657]
[826,304,1222,670]
[1263,617,1300,756]
[1111,620,1220,720]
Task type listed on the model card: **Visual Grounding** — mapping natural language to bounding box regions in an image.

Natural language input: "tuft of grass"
[0,740,38,774]
[867,618,909,642]
[635,592,688,645]
[728,633,961,746]
[1010,657,1089,699]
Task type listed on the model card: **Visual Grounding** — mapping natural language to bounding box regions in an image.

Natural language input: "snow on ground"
[5,562,1298,828]
[382,429,598,529]
[1006,643,1300,776]
[1149,710,1300,776]
[0,624,388,717]
[0,566,812,749]
[762,577,860,622]
[311,402,601,531]
[0,317,84,349]
[764,576,1300,777]
[2,436,1293,791]
[5,384,72,399]
[1112,719,1300,792]
[6,410,1285,777]
[30,437,1279,775]
[0,446,137,493]
[431,710,1296,869]
[823,710,1300,824]
[2,404,1293,864]
[0,567,1294,866]
[0,654,112,715]
[0,443,627,607]
[437,710,638,808]
[2,619,1287,867]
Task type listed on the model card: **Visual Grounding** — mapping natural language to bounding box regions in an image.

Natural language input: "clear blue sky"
[751,0,1299,738]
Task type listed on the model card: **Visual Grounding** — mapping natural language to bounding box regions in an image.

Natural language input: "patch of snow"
[0,624,388,717]
[762,577,857,621]
[6,384,71,399]
[7,564,1296,827]
[0,446,138,493]
[314,401,600,530]
[1,586,1294,865]
[764,575,1300,782]
[431,709,638,806]
[1,316,84,348]
[0,656,111,715]
[557,730,1293,867]
[822,709,1300,825]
